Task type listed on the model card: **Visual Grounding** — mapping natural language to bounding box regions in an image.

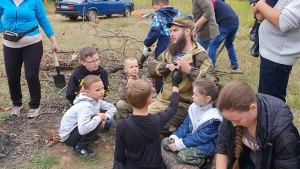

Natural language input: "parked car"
[55,0,134,21]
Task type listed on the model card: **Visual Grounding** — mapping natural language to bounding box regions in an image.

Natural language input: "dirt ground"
[0,85,118,169]
[0,11,153,169]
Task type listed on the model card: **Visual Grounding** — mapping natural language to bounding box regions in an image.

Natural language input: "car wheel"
[86,10,97,21]
[106,14,112,18]
[68,16,78,21]
[123,7,131,17]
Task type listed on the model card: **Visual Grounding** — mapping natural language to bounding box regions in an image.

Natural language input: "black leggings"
[3,41,43,109]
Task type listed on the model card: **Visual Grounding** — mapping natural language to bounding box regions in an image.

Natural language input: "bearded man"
[148,17,217,137]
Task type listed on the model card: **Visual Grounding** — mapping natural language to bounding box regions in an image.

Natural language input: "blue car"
[55,0,134,21]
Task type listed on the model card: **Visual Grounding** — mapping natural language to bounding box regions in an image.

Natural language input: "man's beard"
[168,33,187,56]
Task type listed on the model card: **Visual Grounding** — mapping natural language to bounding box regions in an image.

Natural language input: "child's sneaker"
[72,147,96,158]
[11,105,23,116]
[27,107,41,119]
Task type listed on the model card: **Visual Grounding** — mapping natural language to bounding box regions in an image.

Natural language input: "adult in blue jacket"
[0,0,58,118]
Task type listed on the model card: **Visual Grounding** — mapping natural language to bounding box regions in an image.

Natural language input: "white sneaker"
[27,107,41,118]
[11,105,24,116]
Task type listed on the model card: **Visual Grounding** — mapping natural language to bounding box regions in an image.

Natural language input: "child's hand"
[80,86,85,93]
[151,98,157,103]
[126,76,135,87]
[169,143,178,152]
[98,113,107,130]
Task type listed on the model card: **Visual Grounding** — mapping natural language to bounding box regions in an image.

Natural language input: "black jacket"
[66,65,110,103]
[113,93,180,169]
[216,93,300,169]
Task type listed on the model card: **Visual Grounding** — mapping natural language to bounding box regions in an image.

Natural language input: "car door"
[92,0,109,15]
[108,0,123,14]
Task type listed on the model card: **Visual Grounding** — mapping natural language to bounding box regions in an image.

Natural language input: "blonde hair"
[83,75,102,90]
[124,57,138,67]
[126,79,151,109]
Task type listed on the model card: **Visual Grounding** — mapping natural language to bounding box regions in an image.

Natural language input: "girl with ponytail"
[161,78,223,168]
[215,82,300,169]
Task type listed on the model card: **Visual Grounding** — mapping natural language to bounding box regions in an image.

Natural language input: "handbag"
[3,26,38,42]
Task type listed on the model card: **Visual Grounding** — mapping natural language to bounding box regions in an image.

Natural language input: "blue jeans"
[208,25,239,67]
[197,37,214,51]
[105,118,114,128]
[258,56,292,102]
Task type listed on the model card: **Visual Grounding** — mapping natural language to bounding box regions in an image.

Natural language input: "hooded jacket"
[60,93,117,142]
[170,103,223,156]
[148,42,216,110]
[143,7,193,59]
[113,92,179,169]
[216,93,300,169]
[0,0,54,37]
[66,65,110,103]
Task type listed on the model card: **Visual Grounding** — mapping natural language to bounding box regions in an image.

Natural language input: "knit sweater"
[259,0,300,65]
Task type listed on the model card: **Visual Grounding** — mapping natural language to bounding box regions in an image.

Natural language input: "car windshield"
[62,0,84,3]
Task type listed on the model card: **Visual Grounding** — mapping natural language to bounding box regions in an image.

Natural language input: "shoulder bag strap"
[125,117,152,144]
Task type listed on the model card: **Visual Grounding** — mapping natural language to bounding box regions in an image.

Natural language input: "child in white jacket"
[60,75,116,159]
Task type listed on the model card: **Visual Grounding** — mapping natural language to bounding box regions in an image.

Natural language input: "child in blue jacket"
[161,78,223,168]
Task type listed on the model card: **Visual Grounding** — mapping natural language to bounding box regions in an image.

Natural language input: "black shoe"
[251,41,259,57]
[200,156,215,169]
[100,128,109,133]
[72,147,96,159]
[250,19,260,42]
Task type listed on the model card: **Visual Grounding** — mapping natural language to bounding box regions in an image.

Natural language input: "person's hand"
[192,28,197,39]
[126,76,135,87]
[80,86,85,93]
[171,68,183,87]
[142,46,151,57]
[169,143,178,152]
[151,98,157,103]
[170,138,175,143]
[52,42,58,53]
[177,57,191,73]
[50,36,58,53]
[255,12,265,22]
[168,63,178,71]
[98,113,107,130]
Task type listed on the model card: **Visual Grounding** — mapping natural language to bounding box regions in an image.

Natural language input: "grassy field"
[0,0,299,168]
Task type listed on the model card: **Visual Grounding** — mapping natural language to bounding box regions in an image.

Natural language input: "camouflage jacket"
[118,73,157,101]
[148,42,216,109]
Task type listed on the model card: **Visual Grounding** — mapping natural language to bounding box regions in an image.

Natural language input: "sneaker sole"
[72,151,96,159]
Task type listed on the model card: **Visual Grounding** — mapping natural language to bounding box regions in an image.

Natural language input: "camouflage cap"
[166,17,194,30]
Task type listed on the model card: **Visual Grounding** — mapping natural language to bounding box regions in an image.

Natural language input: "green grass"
[0,111,10,123]
[23,155,59,169]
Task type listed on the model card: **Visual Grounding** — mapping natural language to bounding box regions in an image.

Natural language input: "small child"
[66,47,110,104]
[116,57,157,119]
[113,69,183,169]
[161,78,223,168]
[60,75,116,159]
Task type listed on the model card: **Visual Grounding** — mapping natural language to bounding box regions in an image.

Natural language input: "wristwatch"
[165,64,170,70]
